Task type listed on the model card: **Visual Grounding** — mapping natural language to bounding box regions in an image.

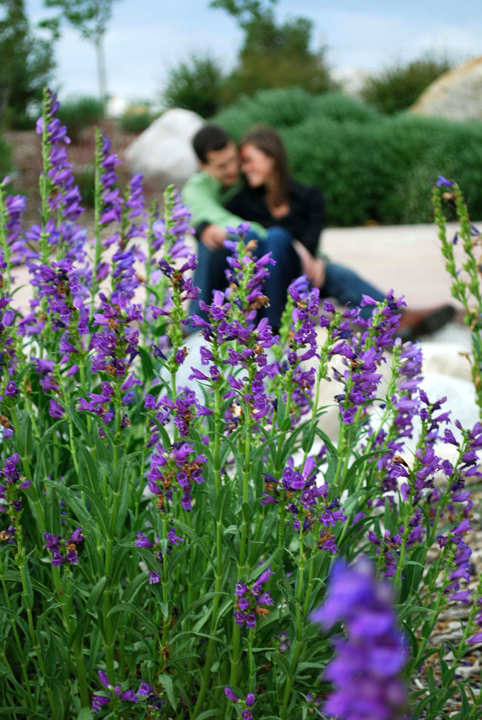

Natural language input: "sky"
[26,0,482,103]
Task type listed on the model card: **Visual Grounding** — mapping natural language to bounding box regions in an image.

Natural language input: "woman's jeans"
[190,226,385,328]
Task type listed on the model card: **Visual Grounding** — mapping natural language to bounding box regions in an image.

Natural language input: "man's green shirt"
[182,171,268,240]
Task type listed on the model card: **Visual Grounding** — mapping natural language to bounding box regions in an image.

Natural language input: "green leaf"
[77,709,95,720]
[175,591,227,626]
[85,576,108,615]
[214,485,230,522]
[17,411,33,459]
[157,672,176,708]
[46,482,91,528]
[196,710,224,720]
[0,709,50,719]
[108,602,159,638]
[301,422,316,454]
[272,651,292,678]
[173,519,215,571]
[74,440,99,491]
[241,501,252,523]
[72,484,110,536]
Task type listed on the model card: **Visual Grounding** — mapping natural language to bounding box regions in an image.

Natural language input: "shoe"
[396,304,456,343]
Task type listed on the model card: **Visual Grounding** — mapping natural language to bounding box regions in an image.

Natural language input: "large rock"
[124,108,204,187]
[420,341,472,382]
[412,56,482,120]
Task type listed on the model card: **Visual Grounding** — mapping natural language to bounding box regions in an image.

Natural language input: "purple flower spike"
[246,692,255,706]
[225,687,240,702]
[312,558,408,720]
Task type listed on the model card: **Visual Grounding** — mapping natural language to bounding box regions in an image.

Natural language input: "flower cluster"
[148,440,207,512]
[332,294,405,425]
[233,566,274,629]
[225,687,256,720]
[2,189,27,267]
[0,453,30,518]
[92,670,138,712]
[261,456,346,553]
[44,527,84,566]
[312,559,408,720]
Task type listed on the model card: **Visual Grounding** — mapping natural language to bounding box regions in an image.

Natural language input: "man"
[183,124,455,337]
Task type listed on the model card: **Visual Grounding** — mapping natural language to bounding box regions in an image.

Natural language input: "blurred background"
[1,0,482,235]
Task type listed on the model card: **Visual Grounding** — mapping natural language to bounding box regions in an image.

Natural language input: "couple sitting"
[183,124,454,336]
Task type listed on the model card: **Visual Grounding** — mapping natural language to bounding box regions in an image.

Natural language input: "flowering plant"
[0,91,480,720]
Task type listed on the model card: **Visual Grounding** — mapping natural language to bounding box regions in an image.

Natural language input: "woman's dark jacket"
[225,179,326,256]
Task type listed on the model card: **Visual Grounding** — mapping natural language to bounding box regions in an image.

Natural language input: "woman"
[225,126,387,325]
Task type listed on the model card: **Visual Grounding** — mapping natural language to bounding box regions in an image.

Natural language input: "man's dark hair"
[192,124,232,163]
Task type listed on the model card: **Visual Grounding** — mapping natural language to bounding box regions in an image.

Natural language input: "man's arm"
[183,174,248,231]
[183,174,267,240]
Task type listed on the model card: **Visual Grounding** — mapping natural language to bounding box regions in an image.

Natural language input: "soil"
[4,121,163,229]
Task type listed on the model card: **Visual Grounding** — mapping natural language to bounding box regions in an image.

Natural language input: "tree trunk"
[95,33,107,110]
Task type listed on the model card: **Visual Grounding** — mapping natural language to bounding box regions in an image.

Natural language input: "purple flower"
[225,687,239,702]
[312,558,408,720]
[436,176,453,188]
[136,532,153,548]
[168,528,184,545]
[98,670,111,688]
[4,380,19,397]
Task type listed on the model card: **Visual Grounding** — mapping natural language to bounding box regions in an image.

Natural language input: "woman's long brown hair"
[240,126,290,207]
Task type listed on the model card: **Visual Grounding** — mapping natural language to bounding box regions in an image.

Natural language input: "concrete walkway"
[9,219,468,313]
[322,220,463,309]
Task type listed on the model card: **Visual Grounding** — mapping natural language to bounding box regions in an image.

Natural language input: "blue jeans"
[190,226,385,328]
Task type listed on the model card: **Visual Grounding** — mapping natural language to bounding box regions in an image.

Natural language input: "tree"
[361,52,454,114]
[211,0,333,99]
[163,53,226,118]
[43,0,121,106]
[0,0,56,128]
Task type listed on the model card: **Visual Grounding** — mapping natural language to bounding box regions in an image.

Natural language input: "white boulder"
[411,56,482,121]
[124,108,204,187]
[420,341,472,382]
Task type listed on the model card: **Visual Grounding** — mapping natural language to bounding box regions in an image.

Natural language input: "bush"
[0,0,56,129]
[361,52,453,114]
[163,53,226,118]
[56,95,104,141]
[212,2,333,100]
[0,134,11,177]
[223,50,333,103]
[216,87,482,226]
[120,110,154,134]
[74,166,95,207]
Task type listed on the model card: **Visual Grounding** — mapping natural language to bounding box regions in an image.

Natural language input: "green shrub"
[0,134,11,177]
[215,87,482,226]
[215,87,317,140]
[361,52,453,114]
[163,53,226,118]
[56,96,104,142]
[120,110,155,134]
[310,92,380,124]
[74,167,95,207]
